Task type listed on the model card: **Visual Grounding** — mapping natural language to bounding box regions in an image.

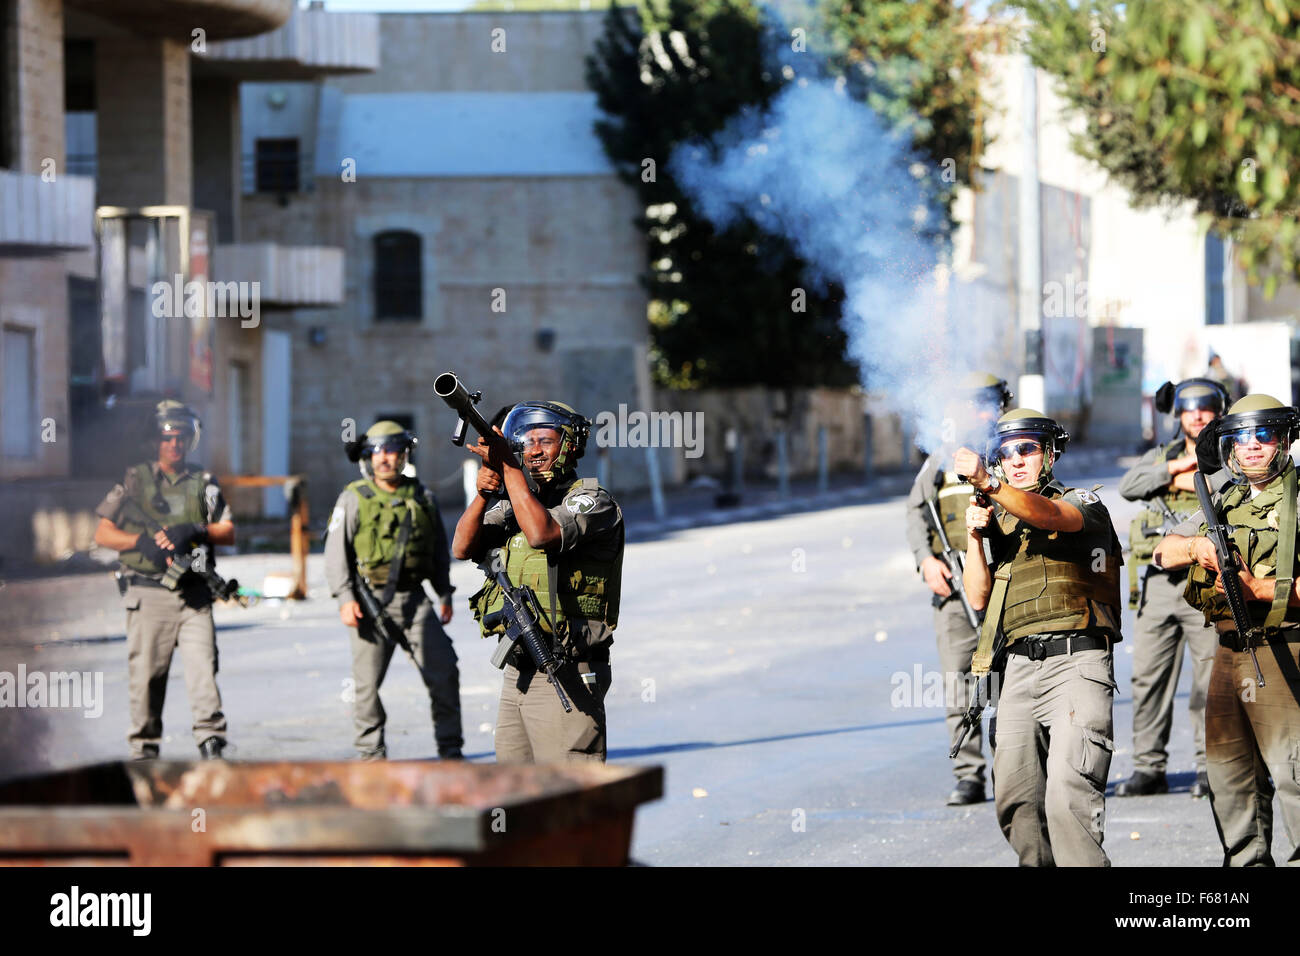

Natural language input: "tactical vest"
[117,463,208,577]
[348,478,439,588]
[1184,467,1300,630]
[471,477,622,641]
[991,481,1123,644]
[929,470,975,554]
[1127,440,1201,606]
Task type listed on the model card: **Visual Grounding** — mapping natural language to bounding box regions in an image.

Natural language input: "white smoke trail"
[669,13,1006,454]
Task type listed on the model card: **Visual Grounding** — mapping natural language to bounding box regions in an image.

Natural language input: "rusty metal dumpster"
[0,760,663,866]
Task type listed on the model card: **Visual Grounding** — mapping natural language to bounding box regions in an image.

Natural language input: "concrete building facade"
[0,0,374,564]
[948,50,1300,444]
[237,11,651,521]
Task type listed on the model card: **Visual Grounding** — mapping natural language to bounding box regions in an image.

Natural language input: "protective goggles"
[365,437,410,456]
[1227,426,1282,446]
[994,439,1043,460]
[516,432,562,451]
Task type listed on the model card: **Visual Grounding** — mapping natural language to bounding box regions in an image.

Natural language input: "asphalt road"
[0,462,1260,865]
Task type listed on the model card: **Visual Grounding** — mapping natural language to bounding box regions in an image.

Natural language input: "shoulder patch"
[1074,489,1100,505]
[353,484,375,499]
[566,493,597,515]
[328,506,345,534]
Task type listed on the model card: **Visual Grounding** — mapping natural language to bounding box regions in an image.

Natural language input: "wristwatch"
[980,475,1002,495]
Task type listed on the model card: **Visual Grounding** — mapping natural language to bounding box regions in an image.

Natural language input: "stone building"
[0,0,376,564]
[236,10,651,521]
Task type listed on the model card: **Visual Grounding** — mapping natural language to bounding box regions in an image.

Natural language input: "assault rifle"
[925,470,981,630]
[951,629,1006,759]
[479,554,572,713]
[120,500,247,605]
[949,469,1002,758]
[1193,471,1267,688]
[351,571,414,655]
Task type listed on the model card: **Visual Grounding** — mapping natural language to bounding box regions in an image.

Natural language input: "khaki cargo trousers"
[495,659,612,764]
[1205,633,1300,866]
[992,643,1115,867]
[1130,568,1216,774]
[125,583,226,757]
[934,599,986,784]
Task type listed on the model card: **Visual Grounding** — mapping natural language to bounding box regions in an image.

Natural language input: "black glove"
[134,533,171,565]
[162,522,207,550]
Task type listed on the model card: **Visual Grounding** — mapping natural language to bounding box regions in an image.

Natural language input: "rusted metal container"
[0,760,662,866]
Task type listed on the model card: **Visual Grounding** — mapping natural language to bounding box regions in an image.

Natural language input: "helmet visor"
[363,435,410,458]
[1219,425,1290,482]
[1174,382,1225,414]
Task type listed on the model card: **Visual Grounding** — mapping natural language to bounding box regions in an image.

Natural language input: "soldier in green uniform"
[1116,379,1229,799]
[452,401,624,764]
[92,401,235,760]
[324,420,463,759]
[1154,394,1300,866]
[958,410,1124,867]
[904,372,1012,805]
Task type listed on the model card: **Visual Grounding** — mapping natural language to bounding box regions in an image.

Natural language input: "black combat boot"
[946,779,986,805]
[198,737,226,760]
[1190,771,1211,799]
[1115,770,1167,796]
[132,744,160,761]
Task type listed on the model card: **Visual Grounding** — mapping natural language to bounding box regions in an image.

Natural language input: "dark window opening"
[254,137,300,193]
[0,0,13,169]
[373,230,422,321]
[64,39,95,111]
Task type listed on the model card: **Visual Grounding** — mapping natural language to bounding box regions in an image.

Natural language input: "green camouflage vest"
[992,481,1123,644]
[117,463,208,577]
[1184,466,1300,630]
[348,478,439,588]
[930,470,975,554]
[1127,440,1201,606]
[470,477,622,641]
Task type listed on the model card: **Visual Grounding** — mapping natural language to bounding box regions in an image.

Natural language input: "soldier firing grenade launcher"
[351,572,414,655]
[479,558,573,714]
[926,471,982,631]
[1193,471,1266,688]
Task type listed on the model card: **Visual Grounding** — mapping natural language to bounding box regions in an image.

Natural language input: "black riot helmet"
[1153,378,1229,418]
[501,400,591,482]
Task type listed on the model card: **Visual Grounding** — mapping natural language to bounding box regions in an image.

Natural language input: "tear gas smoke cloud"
[669,13,1006,456]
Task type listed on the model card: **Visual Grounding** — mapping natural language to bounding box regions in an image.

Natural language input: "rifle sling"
[1264,466,1298,630]
[972,565,1011,675]
[380,507,414,608]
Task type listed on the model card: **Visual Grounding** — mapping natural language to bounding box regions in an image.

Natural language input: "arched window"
[373,230,422,321]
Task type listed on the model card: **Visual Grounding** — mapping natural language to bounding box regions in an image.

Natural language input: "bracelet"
[1186,537,1196,564]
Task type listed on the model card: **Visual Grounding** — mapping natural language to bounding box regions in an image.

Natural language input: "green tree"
[1020,0,1300,295]
[587,0,994,389]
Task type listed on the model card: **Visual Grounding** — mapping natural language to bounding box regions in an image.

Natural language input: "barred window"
[373,231,422,321]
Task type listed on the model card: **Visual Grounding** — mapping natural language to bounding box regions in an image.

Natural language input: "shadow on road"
[607,714,947,760]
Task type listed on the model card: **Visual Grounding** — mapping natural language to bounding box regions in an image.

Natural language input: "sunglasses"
[1230,427,1281,446]
[368,439,408,456]
[159,433,190,445]
[995,439,1042,460]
